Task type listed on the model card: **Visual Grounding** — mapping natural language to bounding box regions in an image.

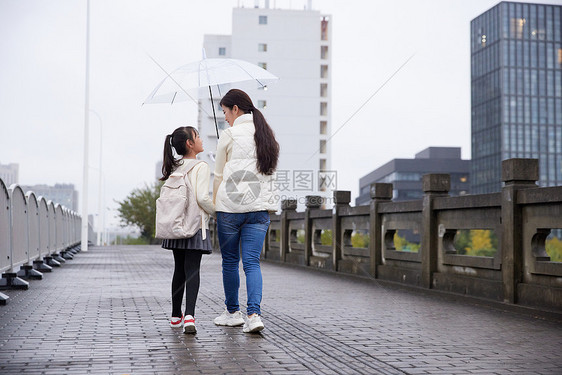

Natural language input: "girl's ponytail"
[252,108,279,175]
[160,134,176,181]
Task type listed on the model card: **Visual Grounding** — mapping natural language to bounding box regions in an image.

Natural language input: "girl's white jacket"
[174,160,215,239]
[213,114,278,213]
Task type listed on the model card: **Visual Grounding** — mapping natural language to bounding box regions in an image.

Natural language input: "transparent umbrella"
[144,53,279,137]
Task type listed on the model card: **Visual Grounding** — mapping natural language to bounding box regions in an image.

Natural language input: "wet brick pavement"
[0,245,561,374]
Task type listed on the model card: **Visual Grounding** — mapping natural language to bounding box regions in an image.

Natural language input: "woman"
[160,126,215,334]
[213,89,279,333]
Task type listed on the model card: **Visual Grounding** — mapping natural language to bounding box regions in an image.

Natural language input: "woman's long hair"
[160,126,197,181]
[219,89,279,175]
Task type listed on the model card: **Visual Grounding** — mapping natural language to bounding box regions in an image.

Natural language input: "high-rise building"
[356,147,470,206]
[199,1,332,208]
[471,1,562,194]
[20,183,79,211]
[155,160,163,181]
[0,162,19,187]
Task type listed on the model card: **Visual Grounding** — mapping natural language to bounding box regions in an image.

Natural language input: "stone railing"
[263,159,562,311]
[0,178,92,304]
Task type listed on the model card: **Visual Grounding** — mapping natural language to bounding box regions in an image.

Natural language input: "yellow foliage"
[394,233,407,251]
[470,230,492,251]
[351,232,369,248]
[546,237,562,262]
[393,233,420,253]
[461,229,497,257]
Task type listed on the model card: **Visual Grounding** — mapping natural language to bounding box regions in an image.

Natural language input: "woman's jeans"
[216,211,270,316]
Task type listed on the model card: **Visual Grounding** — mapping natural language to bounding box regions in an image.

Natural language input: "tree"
[351,232,369,248]
[393,232,420,253]
[546,236,562,262]
[116,181,162,244]
[321,230,332,245]
[466,229,496,257]
[454,230,471,255]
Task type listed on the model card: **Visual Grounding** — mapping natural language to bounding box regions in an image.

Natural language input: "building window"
[320,140,327,154]
[321,65,328,78]
[321,46,329,59]
[320,121,327,135]
[258,100,267,109]
[321,18,329,40]
[259,15,267,24]
[319,159,326,171]
[258,43,267,52]
[258,62,267,70]
[320,83,328,97]
[320,102,327,116]
[509,17,526,39]
[218,47,226,56]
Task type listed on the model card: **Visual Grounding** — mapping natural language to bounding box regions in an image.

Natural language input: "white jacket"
[213,114,278,213]
[174,159,215,238]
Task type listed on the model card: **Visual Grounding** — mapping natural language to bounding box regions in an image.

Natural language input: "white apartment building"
[198,0,332,209]
[0,162,19,187]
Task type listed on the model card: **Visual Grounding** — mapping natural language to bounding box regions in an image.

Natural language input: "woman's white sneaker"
[243,314,264,333]
[214,309,245,326]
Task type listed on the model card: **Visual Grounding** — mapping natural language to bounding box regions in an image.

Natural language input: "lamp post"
[81,0,91,252]
[90,110,104,246]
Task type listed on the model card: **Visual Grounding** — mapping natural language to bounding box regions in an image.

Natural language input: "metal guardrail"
[0,178,94,305]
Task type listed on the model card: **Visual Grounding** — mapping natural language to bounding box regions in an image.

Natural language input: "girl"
[212,89,279,333]
[160,126,215,334]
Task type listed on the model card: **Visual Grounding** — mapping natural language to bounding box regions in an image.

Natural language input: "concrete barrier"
[264,159,562,312]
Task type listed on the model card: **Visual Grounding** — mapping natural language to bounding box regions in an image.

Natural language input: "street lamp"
[81,0,91,252]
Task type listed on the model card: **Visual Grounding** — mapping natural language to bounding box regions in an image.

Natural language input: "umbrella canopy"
[144,58,279,105]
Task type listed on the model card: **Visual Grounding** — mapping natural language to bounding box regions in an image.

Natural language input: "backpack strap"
[180,159,204,177]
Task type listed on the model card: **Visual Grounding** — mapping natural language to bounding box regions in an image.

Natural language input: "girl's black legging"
[171,250,202,317]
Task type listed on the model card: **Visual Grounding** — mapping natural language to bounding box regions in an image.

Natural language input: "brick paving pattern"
[0,245,560,374]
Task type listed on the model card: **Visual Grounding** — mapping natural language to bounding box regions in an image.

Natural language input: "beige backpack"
[155,160,203,239]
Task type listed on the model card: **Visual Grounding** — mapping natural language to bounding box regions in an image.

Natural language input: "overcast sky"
[1,0,559,231]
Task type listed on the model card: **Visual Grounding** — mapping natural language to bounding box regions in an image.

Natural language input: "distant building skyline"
[155,160,163,181]
[198,1,332,208]
[356,147,470,206]
[0,162,19,187]
[470,1,562,193]
[20,183,79,211]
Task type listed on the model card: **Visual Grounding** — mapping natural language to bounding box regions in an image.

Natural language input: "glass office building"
[471,2,562,194]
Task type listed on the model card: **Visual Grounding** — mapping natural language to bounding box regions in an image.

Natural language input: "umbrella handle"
[208,86,220,138]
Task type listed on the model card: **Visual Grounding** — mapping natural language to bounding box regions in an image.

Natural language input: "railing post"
[332,190,351,271]
[421,174,450,289]
[305,195,322,266]
[369,183,393,278]
[280,199,297,262]
[501,158,538,304]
